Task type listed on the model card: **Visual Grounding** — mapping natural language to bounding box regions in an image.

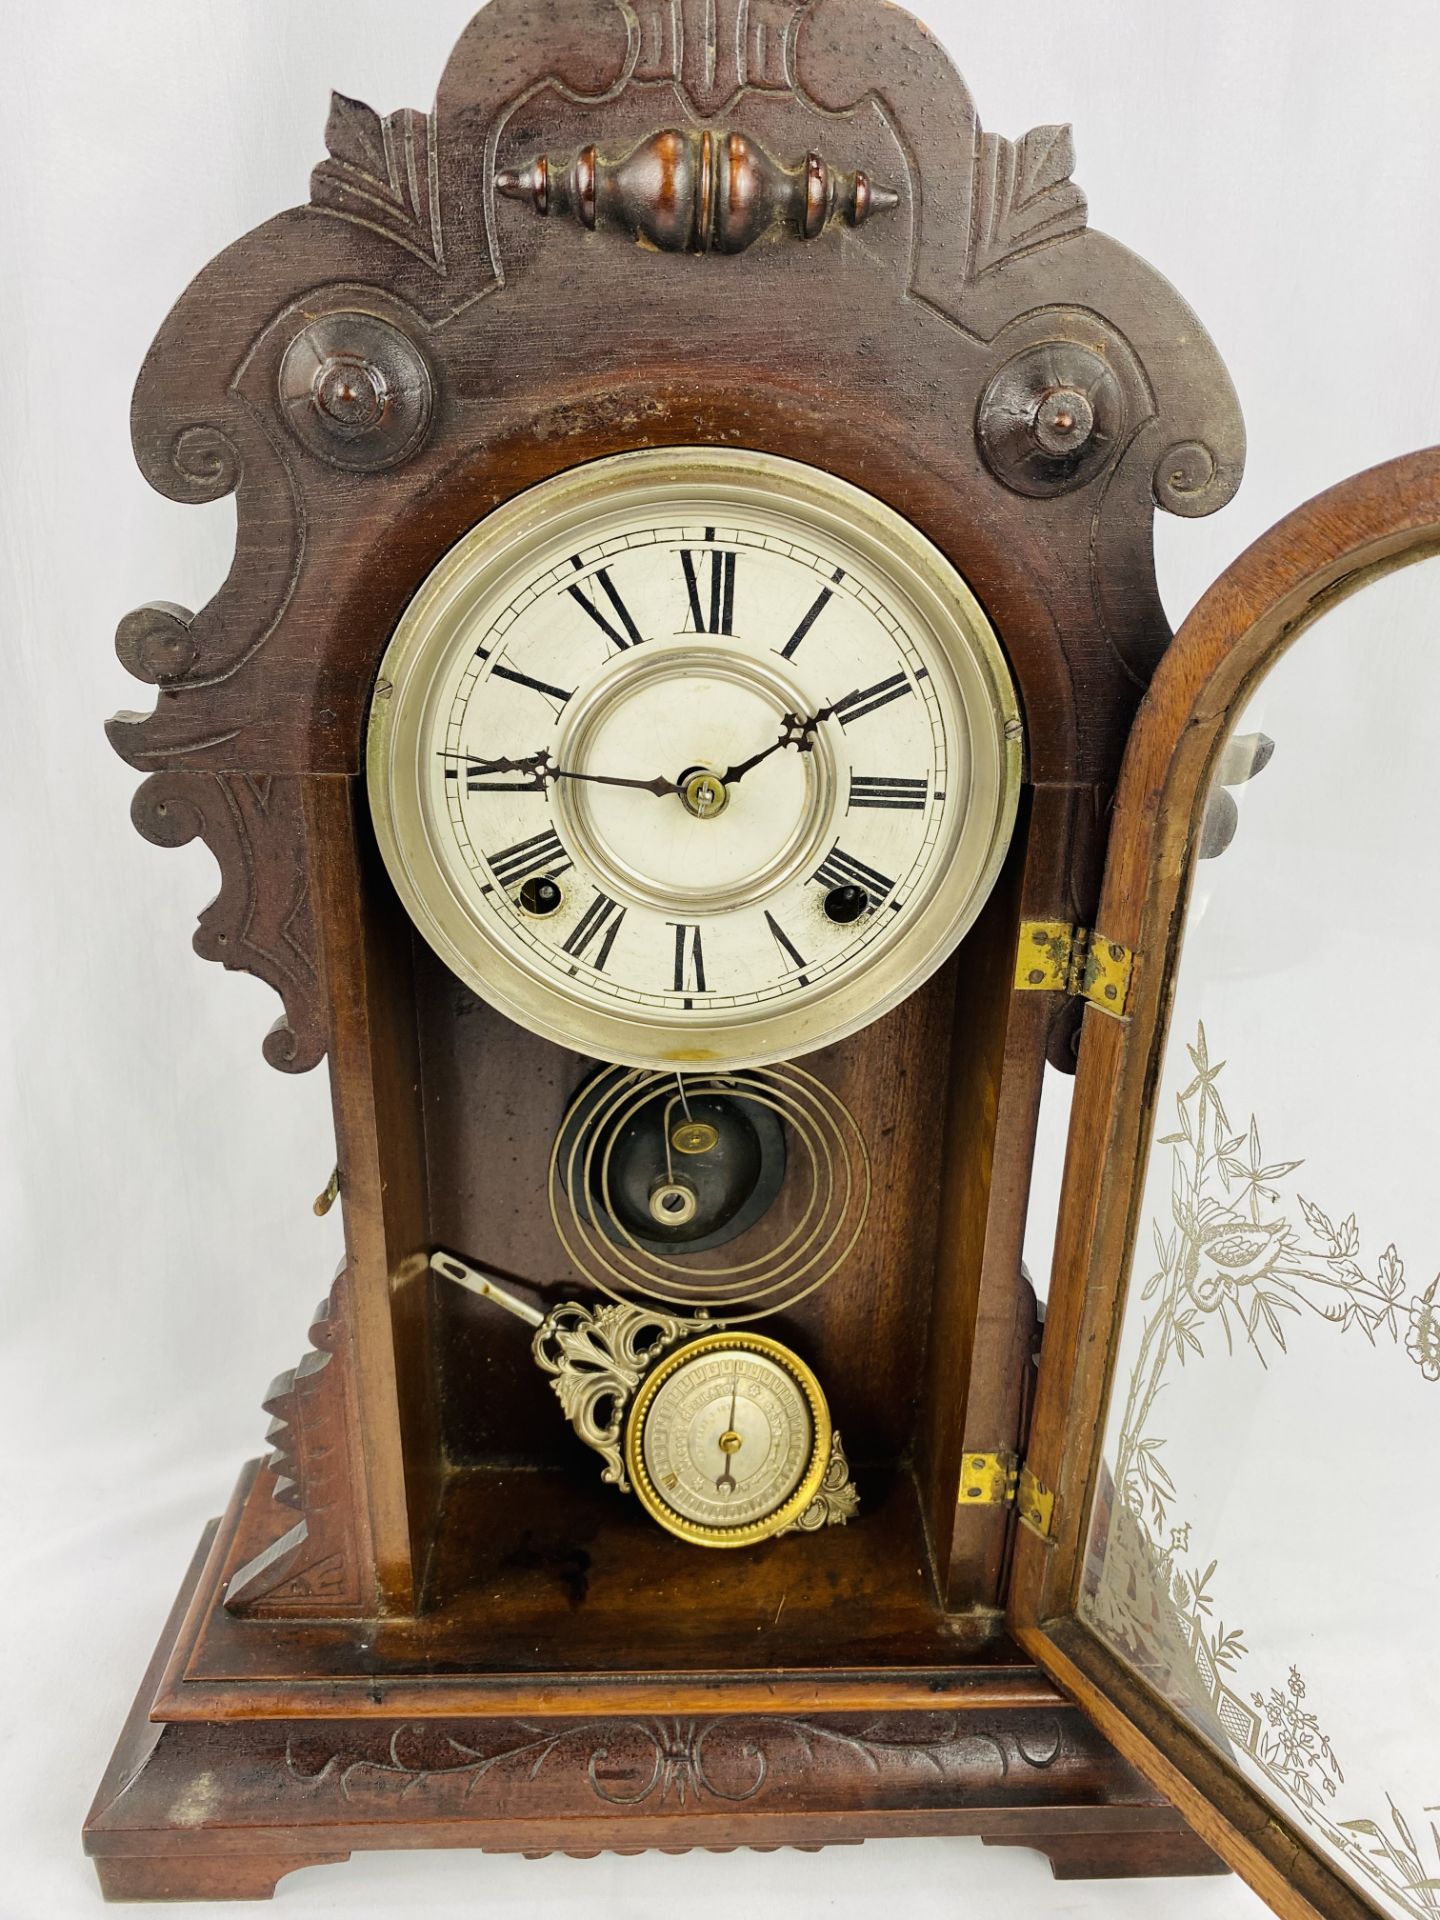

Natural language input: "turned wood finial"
[497,130,898,255]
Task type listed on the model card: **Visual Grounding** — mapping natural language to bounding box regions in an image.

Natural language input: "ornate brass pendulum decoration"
[430,1251,860,1546]
[496,129,899,254]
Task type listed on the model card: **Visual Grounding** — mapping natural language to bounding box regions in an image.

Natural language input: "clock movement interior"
[405,900,1022,1659]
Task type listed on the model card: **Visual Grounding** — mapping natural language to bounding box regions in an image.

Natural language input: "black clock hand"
[436,749,679,797]
[435,748,550,790]
[551,767,681,798]
[718,699,842,787]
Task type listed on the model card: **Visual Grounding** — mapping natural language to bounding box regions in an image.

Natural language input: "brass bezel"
[623,1331,832,1548]
[365,446,1023,1071]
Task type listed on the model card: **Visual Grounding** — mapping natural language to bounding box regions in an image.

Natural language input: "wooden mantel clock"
[88,1,1440,1912]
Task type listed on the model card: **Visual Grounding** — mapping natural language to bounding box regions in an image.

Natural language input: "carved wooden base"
[86,1521,1224,1901]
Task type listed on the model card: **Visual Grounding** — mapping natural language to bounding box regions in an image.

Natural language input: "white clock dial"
[368,448,1021,1069]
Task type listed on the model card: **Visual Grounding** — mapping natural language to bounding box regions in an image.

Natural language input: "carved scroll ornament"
[113,0,1244,790]
[283,1710,1067,1809]
[129,769,327,1073]
[111,0,1246,1099]
[497,130,897,254]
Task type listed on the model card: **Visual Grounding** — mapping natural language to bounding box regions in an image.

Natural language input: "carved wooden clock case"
[83,0,1348,1899]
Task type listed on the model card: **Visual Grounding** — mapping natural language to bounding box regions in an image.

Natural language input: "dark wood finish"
[918,810,1042,1601]
[96,0,1247,1894]
[86,1521,1208,1903]
[425,953,960,1469]
[1009,446,1440,1920]
[224,1272,367,1614]
[162,1460,1043,1721]
[495,127,898,251]
[129,772,326,1073]
[983,1827,1226,1881]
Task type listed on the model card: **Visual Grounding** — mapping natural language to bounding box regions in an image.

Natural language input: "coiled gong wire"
[547,1062,870,1324]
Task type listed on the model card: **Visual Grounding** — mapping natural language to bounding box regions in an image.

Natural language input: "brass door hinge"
[1017,1464,1055,1541]
[957,1451,1055,1541]
[959,1450,1019,1507]
[1014,921,1133,1019]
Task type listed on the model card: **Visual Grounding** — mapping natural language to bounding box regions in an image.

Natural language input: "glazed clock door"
[1011,449,1440,1920]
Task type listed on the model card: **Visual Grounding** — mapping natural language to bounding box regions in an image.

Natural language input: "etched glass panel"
[1079,554,1440,1920]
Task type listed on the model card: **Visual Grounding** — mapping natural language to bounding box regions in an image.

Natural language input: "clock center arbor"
[89,0,1252,1897]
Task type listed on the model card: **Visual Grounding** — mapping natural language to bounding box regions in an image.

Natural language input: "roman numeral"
[779,568,844,659]
[563,891,625,970]
[832,671,913,727]
[486,828,571,891]
[812,844,895,904]
[680,546,736,634]
[763,910,809,982]
[566,563,642,650]
[849,774,930,811]
[669,922,707,995]
[475,646,574,707]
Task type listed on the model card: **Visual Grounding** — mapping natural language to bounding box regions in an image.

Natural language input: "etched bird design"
[1183,1217,1288,1311]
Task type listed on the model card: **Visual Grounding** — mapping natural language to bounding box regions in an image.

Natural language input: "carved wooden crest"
[112,0,1243,809]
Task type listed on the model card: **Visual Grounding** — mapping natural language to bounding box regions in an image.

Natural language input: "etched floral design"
[1251,1668,1344,1812]
[1406,1278,1440,1381]
[1337,1802,1440,1917]
[1181,1216,1287,1312]
[1114,1024,1433,1544]
[1084,1026,1440,1920]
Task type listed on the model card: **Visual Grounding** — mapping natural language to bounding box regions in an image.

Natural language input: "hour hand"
[719,701,838,787]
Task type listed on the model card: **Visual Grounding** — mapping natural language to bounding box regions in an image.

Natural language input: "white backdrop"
[3,3,1438,1916]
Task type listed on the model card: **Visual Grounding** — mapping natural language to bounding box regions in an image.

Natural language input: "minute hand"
[551,767,680,798]
[436,747,550,791]
[438,750,679,798]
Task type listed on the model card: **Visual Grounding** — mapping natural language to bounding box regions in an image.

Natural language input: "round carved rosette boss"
[977,339,1124,499]
[278,311,434,472]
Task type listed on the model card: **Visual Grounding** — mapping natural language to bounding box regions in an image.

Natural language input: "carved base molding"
[86,1528,1223,1902]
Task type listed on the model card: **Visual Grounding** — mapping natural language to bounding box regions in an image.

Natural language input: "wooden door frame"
[1010,445,1440,1920]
